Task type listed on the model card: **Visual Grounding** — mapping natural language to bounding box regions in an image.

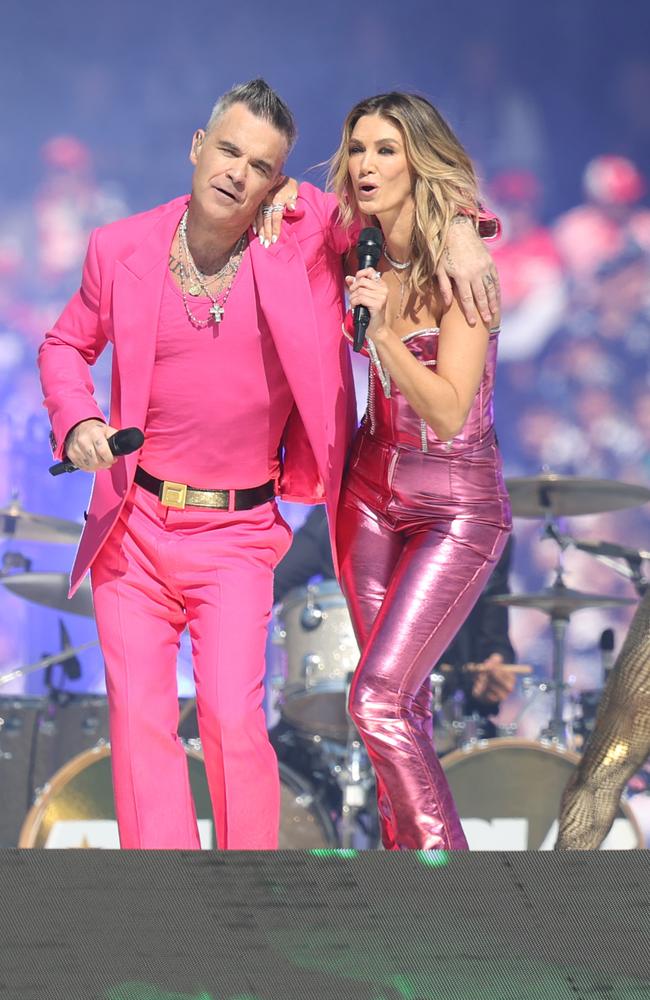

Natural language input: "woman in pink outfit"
[332,92,512,850]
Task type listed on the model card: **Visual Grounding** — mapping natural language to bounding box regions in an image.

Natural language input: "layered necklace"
[383,242,412,320]
[176,210,247,327]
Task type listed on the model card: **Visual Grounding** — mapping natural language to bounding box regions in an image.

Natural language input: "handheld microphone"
[599,628,615,683]
[58,619,81,681]
[353,227,383,353]
[49,427,144,476]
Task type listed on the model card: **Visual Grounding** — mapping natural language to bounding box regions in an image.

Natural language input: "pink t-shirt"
[139,249,294,489]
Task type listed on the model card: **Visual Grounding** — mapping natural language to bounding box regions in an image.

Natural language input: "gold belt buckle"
[160,480,188,509]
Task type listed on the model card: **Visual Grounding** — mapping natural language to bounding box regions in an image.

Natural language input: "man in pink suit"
[39,79,498,849]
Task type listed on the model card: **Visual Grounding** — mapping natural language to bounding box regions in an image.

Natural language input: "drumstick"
[439,662,533,675]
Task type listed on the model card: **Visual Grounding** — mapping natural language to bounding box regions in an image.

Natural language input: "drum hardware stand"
[0,712,13,762]
[337,672,374,849]
[546,523,649,598]
[429,671,445,716]
[0,641,98,688]
[538,522,649,745]
[537,525,576,747]
[538,609,572,748]
[513,675,551,726]
[300,585,326,630]
[1,550,32,573]
[456,712,490,750]
[338,737,368,849]
[0,552,35,758]
[429,670,467,752]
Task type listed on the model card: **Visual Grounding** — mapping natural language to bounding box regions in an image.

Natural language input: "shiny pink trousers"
[337,432,511,850]
[90,483,291,849]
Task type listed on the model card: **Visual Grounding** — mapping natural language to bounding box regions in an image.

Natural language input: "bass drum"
[441,738,643,850]
[18,743,337,850]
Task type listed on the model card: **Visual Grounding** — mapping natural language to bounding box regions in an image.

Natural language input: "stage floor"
[0,850,648,999]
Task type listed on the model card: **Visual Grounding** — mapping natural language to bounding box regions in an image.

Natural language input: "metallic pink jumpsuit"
[336,326,512,850]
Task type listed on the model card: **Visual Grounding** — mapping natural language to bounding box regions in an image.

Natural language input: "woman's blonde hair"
[327,92,480,297]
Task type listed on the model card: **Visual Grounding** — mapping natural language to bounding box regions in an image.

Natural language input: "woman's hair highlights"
[327,92,480,296]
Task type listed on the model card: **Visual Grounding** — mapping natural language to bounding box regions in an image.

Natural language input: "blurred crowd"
[1,44,650,743]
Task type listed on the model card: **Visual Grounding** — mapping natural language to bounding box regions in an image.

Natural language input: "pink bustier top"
[344,318,500,455]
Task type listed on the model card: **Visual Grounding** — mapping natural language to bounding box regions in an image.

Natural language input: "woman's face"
[347,114,414,217]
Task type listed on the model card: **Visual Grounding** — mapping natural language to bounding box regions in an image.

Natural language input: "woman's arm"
[346,269,493,441]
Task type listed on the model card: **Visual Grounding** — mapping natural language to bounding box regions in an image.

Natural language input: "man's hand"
[254,176,299,248]
[436,217,500,327]
[470,653,517,703]
[64,419,117,472]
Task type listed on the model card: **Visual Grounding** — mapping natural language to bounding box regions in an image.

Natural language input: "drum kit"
[0,498,339,849]
[268,472,649,850]
[0,499,96,688]
[1,472,648,849]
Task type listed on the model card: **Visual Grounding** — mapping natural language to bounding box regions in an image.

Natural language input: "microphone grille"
[357,227,382,266]
[113,427,145,455]
[359,226,382,246]
[599,628,615,653]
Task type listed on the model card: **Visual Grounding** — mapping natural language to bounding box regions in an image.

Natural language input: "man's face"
[189,102,288,229]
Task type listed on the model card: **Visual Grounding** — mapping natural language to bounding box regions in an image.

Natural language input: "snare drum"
[18,744,337,850]
[273,581,359,740]
[441,738,642,850]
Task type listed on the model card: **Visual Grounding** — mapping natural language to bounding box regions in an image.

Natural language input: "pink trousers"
[90,482,291,849]
[337,432,511,850]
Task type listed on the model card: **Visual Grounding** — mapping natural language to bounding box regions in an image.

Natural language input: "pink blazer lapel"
[110,202,187,440]
[249,233,329,480]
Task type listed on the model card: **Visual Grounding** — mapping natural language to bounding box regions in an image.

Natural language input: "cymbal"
[505,474,650,518]
[0,501,81,544]
[0,572,93,617]
[488,584,636,618]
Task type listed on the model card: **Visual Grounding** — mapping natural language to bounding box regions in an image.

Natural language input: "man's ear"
[189,129,205,165]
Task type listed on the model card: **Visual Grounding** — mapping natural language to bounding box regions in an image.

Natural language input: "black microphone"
[49,427,144,476]
[58,619,81,681]
[599,628,615,683]
[353,227,383,353]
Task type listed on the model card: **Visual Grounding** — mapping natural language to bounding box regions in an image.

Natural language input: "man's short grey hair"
[206,78,297,152]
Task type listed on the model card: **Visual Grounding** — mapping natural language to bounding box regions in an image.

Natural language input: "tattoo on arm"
[450,215,472,226]
[443,246,456,273]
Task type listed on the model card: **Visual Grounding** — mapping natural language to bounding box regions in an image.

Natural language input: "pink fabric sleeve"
[38,228,108,458]
[296,182,360,255]
[477,204,502,241]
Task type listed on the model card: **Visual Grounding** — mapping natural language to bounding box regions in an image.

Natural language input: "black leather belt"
[134,467,275,511]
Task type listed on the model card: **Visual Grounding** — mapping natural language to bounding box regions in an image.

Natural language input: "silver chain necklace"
[383,242,412,270]
[177,210,246,327]
[392,270,410,320]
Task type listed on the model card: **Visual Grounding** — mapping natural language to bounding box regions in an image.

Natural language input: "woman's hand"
[254,176,299,247]
[345,268,390,342]
[436,217,500,327]
[64,419,118,472]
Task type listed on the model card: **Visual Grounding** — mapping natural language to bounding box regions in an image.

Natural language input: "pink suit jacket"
[38,183,357,595]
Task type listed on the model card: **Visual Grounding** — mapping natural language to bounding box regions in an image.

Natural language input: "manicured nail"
[271,235,278,244]
[259,234,265,244]
[263,238,270,248]
[252,224,257,234]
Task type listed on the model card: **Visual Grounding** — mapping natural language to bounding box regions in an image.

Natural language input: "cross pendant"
[209,303,224,323]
